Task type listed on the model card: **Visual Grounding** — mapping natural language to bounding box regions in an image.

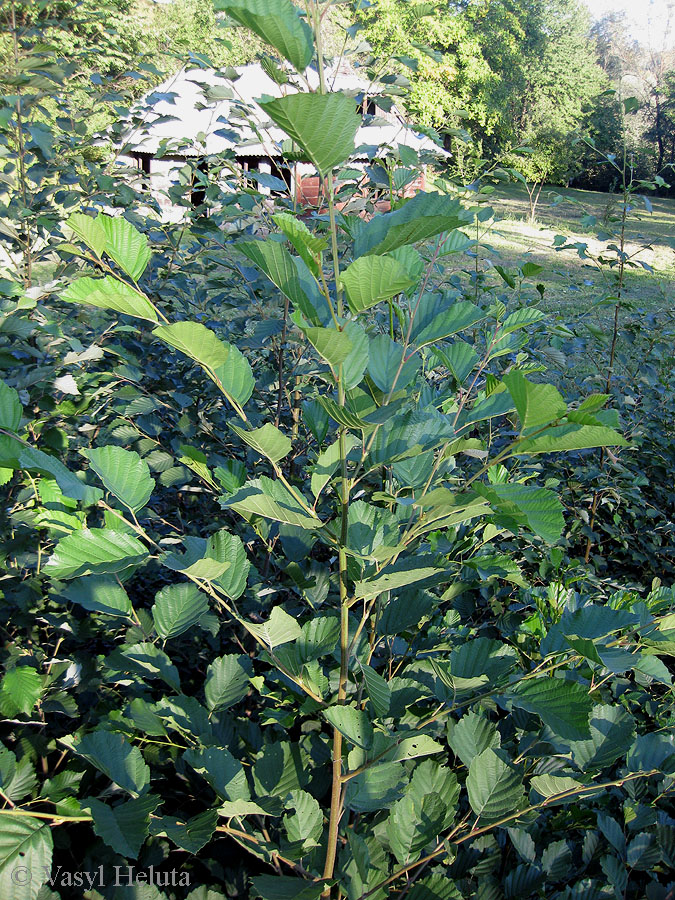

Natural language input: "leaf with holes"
[150,809,218,853]
[0,817,53,900]
[324,706,373,749]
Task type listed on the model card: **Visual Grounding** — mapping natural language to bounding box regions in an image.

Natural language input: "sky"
[582,0,675,48]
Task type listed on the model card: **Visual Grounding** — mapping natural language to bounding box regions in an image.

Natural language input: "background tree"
[357,0,608,186]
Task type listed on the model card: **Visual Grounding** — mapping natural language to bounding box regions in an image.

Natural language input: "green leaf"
[388,793,446,865]
[569,705,636,771]
[205,655,251,711]
[529,773,586,802]
[226,476,320,529]
[323,705,373,749]
[0,753,36,805]
[260,92,361,174]
[230,422,291,464]
[61,276,158,321]
[44,528,148,579]
[627,733,675,773]
[213,531,250,600]
[365,408,453,470]
[150,809,217,853]
[367,334,420,393]
[355,558,445,598]
[184,747,250,802]
[73,731,150,797]
[503,371,566,432]
[284,789,323,848]
[61,576,133,617]
[448,711,501,768]
[251,875,328,900]
[316,394,374,431]
[245,606,302,649]
[341,255,414,314]
[466,748,525,824]
[343,762,406,813]
[152,583,209,640]
[162,529,244,585]
[502,307,546,333]
[411,299,485,347]
[311,434,358,500]
[0,380,22,431]
[475,482,565,544]
[292,314,353,369]
[66,212,107,257]
[0,668,42,716]
[457,389,514,429]
[512,678,592,740]
[116,642,181,692]
[212,343,255,407]
[0,436,103,505]
[361,663,391,717]
[153,322,254,410]
[514,422,628,455]
[86,795,160,858]
[342,320,370,390]
[435,229,473,257]
[354,192,473,257]
[0,816,53,900]
[83,445,154,513]
[238,239,319,321]
[273,212,327,277]
[214,0,313,71]
[153,321,228,371]
[98,214,152,282]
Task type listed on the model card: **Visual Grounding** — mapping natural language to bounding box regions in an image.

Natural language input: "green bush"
[1,3,674,900]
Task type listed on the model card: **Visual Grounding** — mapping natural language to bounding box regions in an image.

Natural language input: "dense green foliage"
[357,0,606,181]
[0,2,674,900]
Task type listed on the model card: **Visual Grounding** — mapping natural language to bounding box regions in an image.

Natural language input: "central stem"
[313,4,350,895]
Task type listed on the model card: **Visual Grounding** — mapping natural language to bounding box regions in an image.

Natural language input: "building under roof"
[115,62,446,218]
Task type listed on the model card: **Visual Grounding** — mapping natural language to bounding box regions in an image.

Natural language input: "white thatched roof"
[118,63,445,161]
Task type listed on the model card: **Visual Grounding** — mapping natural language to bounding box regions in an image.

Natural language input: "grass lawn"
[442,182,675,327]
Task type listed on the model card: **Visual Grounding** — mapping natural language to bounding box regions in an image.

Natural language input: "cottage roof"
[118,63,445,161]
